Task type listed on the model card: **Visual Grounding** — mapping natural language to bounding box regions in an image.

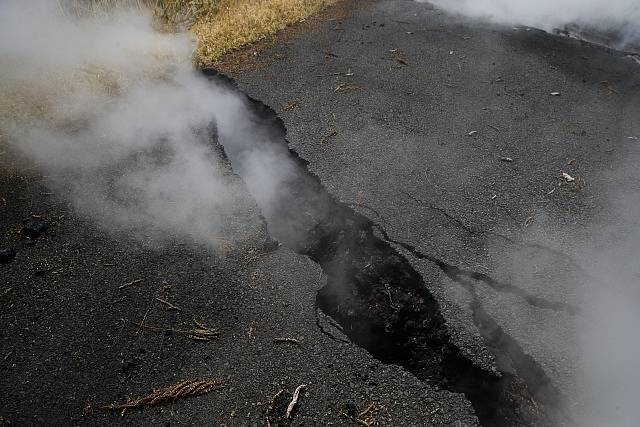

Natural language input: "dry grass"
[72,0,339,65]
[190,0,338,66]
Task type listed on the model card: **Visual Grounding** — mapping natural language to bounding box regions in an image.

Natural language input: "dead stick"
[119,279,144,290]
[286,384,306,418]
[156,298,182,312]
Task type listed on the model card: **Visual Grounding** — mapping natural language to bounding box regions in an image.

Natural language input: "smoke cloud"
[422,0,640,49]
[0,0,294,247]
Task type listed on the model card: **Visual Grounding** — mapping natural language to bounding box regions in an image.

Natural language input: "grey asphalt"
[0,118,475,424]
[3,0,640,425]
[228,0,640,423]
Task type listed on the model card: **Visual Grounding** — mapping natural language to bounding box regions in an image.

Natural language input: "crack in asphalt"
[314,301,351,344]
[373,222,584,317]
[401,190,603,292]
[207,68,571,427]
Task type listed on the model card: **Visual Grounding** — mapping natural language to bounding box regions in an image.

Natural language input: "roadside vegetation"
[67,0,338,65]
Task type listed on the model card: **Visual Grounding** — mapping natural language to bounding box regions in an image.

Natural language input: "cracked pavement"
[226,0,640,422]
[2,0,640,425]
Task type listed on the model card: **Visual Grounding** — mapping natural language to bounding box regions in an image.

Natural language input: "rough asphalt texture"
[227,0,640,423]
[2,0,640,426]
[0,155,477,426]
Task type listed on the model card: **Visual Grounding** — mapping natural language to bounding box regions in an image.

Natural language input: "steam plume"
[422,0,640,49]
[0,0,293,247]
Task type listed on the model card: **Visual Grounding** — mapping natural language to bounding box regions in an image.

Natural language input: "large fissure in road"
[207,69,570,427]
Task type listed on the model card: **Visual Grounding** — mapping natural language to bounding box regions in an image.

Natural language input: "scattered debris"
[281,100,299,112]
[273,337,302,346]
[342,402,387,426]
[119,278,144,290]
[567,158,577,165]
[156,298,182,312]
[0,248,16,264]
[323,49,339,58]
[500,156,513,162]
[599,80,619,94]
[247,321,257,339]
[467,130,478,136]
[524,216,535,227]
[131,319,220,341]
[321,129,338,144]
[103,379,223,415]
[384,284,398,309]
[562,172,575,182]
[286,384,306,418]
[334,83,362,93]
[21,219,48,239]
[389,49,409,65]
[550,92,561,96]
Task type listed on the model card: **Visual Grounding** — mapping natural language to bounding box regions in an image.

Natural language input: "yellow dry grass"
[190,0,338,66]
[75,0,339,65]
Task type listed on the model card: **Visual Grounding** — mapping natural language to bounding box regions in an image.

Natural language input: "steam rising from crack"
[422,0,640,50]
[0,0,295,247]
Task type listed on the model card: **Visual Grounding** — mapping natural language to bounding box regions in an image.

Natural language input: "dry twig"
[130,319,220,341]
[156,297,182,312]
[281,100,299,112]
[321,129,338,144]
[286,384,306,418]
[119,278,144,290]
[103,379,223,415]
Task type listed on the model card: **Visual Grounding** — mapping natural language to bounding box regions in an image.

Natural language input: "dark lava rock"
[0,248,16,264]
[21,219,48,239]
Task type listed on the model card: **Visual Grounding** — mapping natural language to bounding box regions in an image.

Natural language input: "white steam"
[422,0,640,47]
[0,1,293,247]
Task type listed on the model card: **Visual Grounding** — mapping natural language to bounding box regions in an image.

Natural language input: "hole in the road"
[206,69,570,427]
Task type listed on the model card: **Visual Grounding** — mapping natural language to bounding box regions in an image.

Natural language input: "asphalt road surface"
[2,0,640,426]
[227,0,640,425]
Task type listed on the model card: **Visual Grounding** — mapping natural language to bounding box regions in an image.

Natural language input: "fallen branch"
[286,384,306,418]
[104,379,223,415]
